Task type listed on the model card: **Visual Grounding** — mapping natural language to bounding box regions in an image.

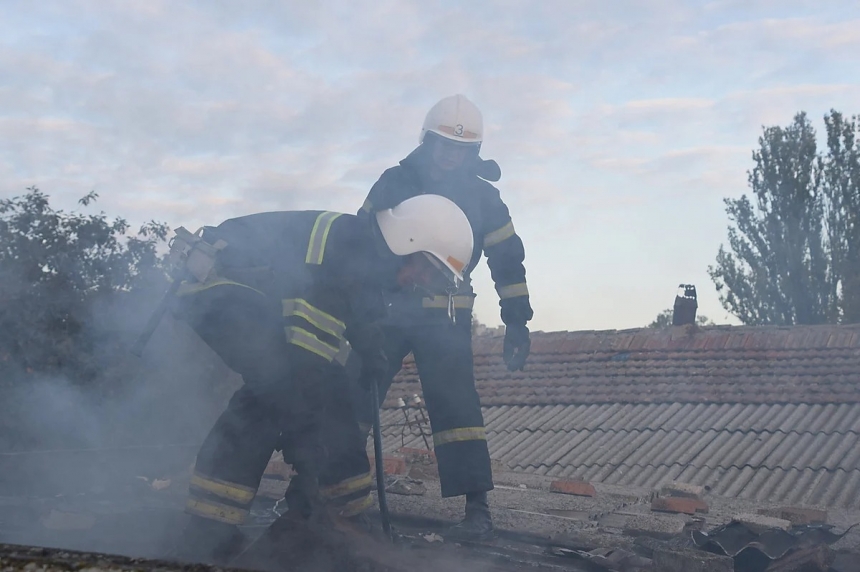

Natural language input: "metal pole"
[371,382,392,540]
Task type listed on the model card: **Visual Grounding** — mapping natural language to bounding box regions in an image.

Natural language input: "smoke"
[0,285,242,558]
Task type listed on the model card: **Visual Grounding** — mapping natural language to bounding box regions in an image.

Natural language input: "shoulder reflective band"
[190,472,256,505]
[282,299,346,339]
[422,295,475,309]
[186,498,248,525]
[360,198,373,213]
[497,282,529,300]
[483,220,515,248]
[286,326,340,362]
[306,211,344,265]
[176,278,265,298]
[432,426,487,447]
[320,472,373,500]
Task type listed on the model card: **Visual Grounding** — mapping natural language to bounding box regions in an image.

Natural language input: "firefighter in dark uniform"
[168,195,475,563]
[348,94,534,541]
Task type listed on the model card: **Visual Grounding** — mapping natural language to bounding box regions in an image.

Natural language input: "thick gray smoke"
[0,289,242,559]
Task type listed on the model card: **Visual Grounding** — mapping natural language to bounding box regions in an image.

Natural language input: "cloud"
[2,0,859,331]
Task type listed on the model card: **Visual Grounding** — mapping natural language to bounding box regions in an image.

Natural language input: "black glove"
[503,324,530,372]
[500,296,534,326]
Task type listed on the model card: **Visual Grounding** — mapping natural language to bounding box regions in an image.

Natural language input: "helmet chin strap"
[446,277,461,325]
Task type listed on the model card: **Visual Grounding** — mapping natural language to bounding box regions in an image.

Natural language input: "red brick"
[398,447,437,462]
[758,506,827,526]
[550,479,596,497]
[368,456,408,476]
[651,496,709,515]
[659,481,704,500]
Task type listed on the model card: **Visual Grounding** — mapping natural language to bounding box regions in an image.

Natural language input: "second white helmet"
[375,194,474,284]
[419,94,484,146]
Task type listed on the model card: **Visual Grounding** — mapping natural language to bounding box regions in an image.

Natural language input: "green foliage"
[0,187,169,382]
[709,110,860,325]
[647,309,714,328]
[822,112,860,323]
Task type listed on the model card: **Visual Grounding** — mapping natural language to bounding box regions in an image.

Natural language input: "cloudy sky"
[2,1,859,332]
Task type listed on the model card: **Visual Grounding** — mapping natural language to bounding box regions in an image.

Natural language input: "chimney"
[672,284,698,326]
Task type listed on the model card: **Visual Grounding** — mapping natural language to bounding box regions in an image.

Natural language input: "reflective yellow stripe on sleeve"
[422,295,475,309]
[282,299,346,339]
[433,426,487,447]
[190,472,256,505]
[320,472,373,501]
[360,198,373,214]
[483,220,515,248]
[497,282,529,299]
[176,278,265,298]
[286,326,340,361]
[306,212,344,265]
[186,498,248,525]
[334,340,351,366]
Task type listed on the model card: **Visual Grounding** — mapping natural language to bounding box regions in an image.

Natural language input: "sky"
[2,0,860,333]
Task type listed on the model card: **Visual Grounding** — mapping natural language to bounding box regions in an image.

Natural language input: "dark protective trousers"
[348,313,493,498]
[174,284,372,526]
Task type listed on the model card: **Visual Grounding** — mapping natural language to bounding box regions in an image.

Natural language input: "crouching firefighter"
[164,194,475,564]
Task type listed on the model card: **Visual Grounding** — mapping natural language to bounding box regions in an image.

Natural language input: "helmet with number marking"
[419,94,483,147]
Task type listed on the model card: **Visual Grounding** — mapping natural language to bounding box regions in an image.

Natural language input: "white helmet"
[419,94,483,146]
[376,194,474,283]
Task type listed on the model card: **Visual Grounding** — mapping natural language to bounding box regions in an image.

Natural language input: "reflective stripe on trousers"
[186,471,257,525]
[432,426,487,447]
[335,493,373,517]
[321,471,373,518]
[320,471,372,501]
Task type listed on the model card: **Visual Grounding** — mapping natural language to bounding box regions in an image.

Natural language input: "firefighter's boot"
[444,491,495,542]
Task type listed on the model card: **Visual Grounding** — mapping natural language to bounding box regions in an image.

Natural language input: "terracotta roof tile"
[385,324,860,408]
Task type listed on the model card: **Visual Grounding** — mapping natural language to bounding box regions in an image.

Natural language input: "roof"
[385,323,860,407]
[380,323,860,508]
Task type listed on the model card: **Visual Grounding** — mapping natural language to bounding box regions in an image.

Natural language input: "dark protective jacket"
[190,210,392,365]
[358,145,532,325]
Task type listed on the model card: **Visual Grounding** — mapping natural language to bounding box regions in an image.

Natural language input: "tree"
[0,187,169,383]
[647,309,714,328]
[708,112,838,325]
[821,111,860,323]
